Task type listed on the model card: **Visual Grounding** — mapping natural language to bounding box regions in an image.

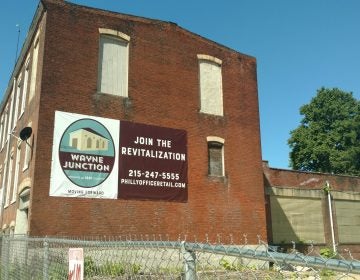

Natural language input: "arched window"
[207,136,225,176]
[17,184,31,235]
[198,54,223,116]
[29,31,40,102]
[98,28,130,97]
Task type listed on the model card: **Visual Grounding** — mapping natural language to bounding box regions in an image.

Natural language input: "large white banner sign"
[50,111,119,199]
[50,111,188,201]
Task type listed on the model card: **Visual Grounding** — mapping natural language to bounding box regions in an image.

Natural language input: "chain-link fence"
[1,234,360,279]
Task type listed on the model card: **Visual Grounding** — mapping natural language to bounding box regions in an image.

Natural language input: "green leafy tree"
[288,87,360,176]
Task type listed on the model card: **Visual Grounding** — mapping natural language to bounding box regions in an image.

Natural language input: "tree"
[288,87,360,176]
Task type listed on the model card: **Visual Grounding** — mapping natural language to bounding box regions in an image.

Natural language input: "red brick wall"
[263,161,360,192]
[29,0,267,243]
[0,11,45,231]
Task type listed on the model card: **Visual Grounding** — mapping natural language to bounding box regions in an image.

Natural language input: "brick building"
[3,0,359,254]
[0,0,267,242]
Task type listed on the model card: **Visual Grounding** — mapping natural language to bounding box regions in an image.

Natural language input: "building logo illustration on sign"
[50,111,120,199]
[59,119,115,188]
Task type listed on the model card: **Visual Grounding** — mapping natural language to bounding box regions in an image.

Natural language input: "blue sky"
[1,0,360,169]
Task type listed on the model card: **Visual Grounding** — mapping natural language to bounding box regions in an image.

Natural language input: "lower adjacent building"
[264,161,360,256]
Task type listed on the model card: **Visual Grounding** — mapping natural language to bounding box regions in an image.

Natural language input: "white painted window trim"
[7,82,16,142]
[99,28,130,42]
[1,104,9,151]
[29,31,40,102]
[197,54,222,66]
[18,178,31,197]
[19,186,30,210]
[11,141,21,204]
[23,123,33,171]
[0,114,4,150]
[23,137,32,171]
[5,149,15,207]
[207,136,225,144]
[13,74,22,130]
[20,55,31,117]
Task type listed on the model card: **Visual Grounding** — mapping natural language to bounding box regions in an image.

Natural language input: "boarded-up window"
[3,105,9,148]
[11,143,21,203]
[20,56,30,116]
[198,55,223,116]
[208,141,224,176]
[335,200,360,243]
[13,75,22,129]
[29,34,40,102]
[8,85,15,140]
[0,114,4,149]
[5,153,14,206]
[23,135,33,171]
[270,196,325,243]
[98,35,129,97]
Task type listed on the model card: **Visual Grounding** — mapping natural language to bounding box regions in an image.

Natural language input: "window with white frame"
[23,134,33,171]
[8,80,16,138]
[2,105,8,150]
[198,55,223,116]
[5,150,14,207]
[20,56,30,116]
[13,74,22,130]
[98,28,130,97]
[0,115,4,149]
[29,33,40,102]
[11,141,21,203]
[207,136,225,177]
[5,97,12,144]
[16,185,30,235]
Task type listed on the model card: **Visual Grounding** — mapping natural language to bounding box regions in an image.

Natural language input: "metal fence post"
[43,239,49,280]
[181,241,197,280]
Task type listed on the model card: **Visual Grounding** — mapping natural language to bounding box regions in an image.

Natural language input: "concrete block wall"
[263,161,360,257]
